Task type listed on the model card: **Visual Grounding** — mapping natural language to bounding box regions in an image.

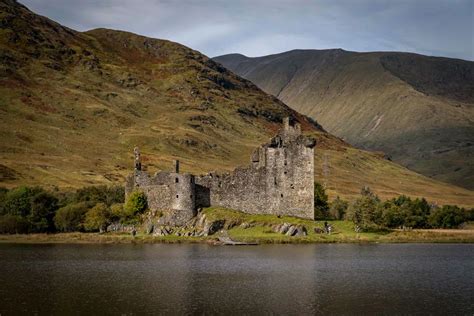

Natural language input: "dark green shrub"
[381,203,406,228]
[54,202,90,232]
[314,182,329,219]
[346,187,383,231]
[0,186,43,217]
[74,185,124,206]
[123,191,147,224]
[0,187,8,205]
[110,203,127,222]
[468,208,474,221]
[84,203,112,232]
[28,192,58,233]
[105,186,125,206]
[0,215,30,234]
[329,196,348,220]
[428,205,468,228]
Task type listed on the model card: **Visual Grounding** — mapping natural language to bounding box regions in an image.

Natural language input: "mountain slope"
[214,50,474,190]
[0,0,473,207]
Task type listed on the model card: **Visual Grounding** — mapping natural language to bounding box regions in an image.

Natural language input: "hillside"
[0,0,473,207]
[214,50,474,190]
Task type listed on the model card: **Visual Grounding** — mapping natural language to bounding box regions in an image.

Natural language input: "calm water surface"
[0,243,473,315]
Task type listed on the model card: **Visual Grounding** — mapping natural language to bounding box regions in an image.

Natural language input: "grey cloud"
[20,0,473,60]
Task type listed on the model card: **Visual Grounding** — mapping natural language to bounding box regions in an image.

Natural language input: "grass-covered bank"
[1,229,473,244]
[1,184,472,244]
[1,215,473,244]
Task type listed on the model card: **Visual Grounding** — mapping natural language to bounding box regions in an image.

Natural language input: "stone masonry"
[125,117,316,225]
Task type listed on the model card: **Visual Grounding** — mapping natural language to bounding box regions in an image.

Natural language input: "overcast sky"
[21,0,474,60]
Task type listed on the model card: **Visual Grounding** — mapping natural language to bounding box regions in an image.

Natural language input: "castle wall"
[125,170,196,224]
[125,117,316,223]
[195,129,315,219]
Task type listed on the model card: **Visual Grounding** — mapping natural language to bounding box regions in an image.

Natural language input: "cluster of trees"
[314,183,473,231]
[0,186,148,234]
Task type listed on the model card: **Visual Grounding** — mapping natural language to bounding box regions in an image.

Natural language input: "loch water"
[0,243,473,315]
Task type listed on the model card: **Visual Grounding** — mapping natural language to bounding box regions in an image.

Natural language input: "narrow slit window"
[175,178,179,183]
[176,195,179,198]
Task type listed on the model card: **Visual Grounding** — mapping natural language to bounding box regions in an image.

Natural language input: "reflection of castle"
[125,118,316,225]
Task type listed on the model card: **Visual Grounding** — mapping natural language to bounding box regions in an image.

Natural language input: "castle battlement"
[125,117,316,225]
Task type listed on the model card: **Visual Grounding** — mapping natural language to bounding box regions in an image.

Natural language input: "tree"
[73,185,125,206]
[28,192,58,233]
[0,187,8,207]
[381,203,405,228]
[0,214,29,234]
[84,203,111,233]
[1,186,42,217]
[329,196,348,220]
[346,187,382,231]
[74,186,108,205]
[105,186,125,206]
[110,203,127,222]
[54,202,89,232]
[468,208,474,222]
[124,191,148,217]
[428,205,467,228]
[314,182,329,219]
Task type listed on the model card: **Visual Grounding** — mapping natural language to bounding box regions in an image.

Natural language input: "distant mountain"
[0,0,473,207]
[214,50,474,190]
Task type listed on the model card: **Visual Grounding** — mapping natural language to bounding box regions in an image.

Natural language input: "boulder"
[202,220,225,236]
[295,225,307,236]
[145,222,154,235]
[240,222,251,229]
[284,225,307,236]
[196,213,207,228]
[106,222,135,233]
[286,225,298,236]
[271,224,281,233]
[153,226,171,236]
[279,223,291,234]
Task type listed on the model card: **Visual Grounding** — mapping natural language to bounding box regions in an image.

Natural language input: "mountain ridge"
[214,49,474,189]
[0,0,473,207]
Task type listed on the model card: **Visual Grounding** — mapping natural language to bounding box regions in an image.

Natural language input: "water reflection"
[0,244,473,314]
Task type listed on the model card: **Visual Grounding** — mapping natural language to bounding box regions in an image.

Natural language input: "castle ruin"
[125,118,316,225]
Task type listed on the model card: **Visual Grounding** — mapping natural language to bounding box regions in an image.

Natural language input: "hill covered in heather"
[0,0,473,207]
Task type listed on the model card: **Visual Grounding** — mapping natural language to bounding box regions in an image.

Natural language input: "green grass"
[202,207,474,244]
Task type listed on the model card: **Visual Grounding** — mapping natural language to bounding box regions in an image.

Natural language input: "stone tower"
[195,117,316,219]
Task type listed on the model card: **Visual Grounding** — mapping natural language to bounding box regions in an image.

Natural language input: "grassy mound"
[202,207,474,243]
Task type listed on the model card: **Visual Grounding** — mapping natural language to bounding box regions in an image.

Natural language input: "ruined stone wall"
[195,122,315,219]
[125,117,315,222]
[125,170,196,223]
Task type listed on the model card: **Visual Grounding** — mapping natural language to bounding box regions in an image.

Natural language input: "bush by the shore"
[0,185,125,234]
[341,186,472,231]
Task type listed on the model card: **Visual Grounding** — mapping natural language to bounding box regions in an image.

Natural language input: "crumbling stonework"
[125,117,316,224]
[125,164,196,225]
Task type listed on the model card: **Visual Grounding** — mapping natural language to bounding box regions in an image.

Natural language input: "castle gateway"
[125,118,316,225]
